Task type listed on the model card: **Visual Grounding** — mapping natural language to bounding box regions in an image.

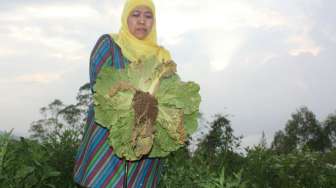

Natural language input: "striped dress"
[73,34,162,188]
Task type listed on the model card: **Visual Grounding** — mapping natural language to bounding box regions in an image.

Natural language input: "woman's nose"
[138,16,145,24]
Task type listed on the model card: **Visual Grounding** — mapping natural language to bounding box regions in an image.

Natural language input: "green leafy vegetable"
[94,56,201,160]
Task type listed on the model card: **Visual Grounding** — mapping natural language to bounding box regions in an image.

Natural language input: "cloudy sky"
[1,0,335,147]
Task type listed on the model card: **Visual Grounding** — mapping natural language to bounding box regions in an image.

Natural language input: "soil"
[131,90,158,156]
[132,90,158,128]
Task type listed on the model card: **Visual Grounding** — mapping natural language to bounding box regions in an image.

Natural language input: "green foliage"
[94,58,201,160]
[26,83,90,187]
[0,137,61,188]
[324,112,336,149]
[243,148,336,188]
[160,112,336,188]
[271,106,332,153]
[199,168,247,188]
[3,81,336,188]
[159,147,199,187]
[159,146,248,188]
[159,115,247,188]
[0,130,12,171]
[194,114,243,174]
[243,146,274,188]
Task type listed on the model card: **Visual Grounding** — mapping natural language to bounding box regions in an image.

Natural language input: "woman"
[73,0,171,187]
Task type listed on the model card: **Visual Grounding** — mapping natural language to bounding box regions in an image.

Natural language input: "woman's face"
[127,5,154,40]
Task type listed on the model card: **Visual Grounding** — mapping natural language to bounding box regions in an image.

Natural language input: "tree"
[28,83,91,187]
[194,114,243,175]
[271,130,293,153]
[29,83,91,142]
[323,112,336,149]
[196,114,241,154]
[271,107,329,153]
[258,131,267,149]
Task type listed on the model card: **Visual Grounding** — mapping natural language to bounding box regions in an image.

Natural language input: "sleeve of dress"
[89,34,114,93]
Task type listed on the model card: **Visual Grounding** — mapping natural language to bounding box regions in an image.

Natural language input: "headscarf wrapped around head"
[110,0,172,63]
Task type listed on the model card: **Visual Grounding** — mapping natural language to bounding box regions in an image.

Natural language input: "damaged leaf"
[94,56,201,160]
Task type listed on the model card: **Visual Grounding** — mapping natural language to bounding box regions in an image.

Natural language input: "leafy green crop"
[0,130,12,174]
[94,57,201,160]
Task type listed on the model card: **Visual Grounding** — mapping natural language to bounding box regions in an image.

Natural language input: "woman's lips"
[136,28,147,33]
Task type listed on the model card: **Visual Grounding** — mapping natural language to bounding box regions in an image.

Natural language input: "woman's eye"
[145,13,153,19]
[132,11,140,17]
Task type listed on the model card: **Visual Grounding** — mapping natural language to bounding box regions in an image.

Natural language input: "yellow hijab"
[110,0,172,63]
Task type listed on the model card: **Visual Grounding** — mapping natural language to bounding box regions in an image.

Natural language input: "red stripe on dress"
[142,160,156,187]
[85,146,113,185]
[100,159,123,188]
[75,110,94,161]
[109,39,115,67]
[74,121,97,171]
[96,52,112,75]
[127,160,145,187]
[87,128,110,162]
[152,160,161,187]
[85,107,94,126]
[114,174,125,188]
[116,45,125,69]
[151,160,161,188]
[90,36,107,60]
[81,129,109,178]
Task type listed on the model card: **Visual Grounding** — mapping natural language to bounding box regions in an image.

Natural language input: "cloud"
[1,0,336,148]
[15,72,63,84]
[0,0,129,66]
[24,5,100,20]
[0,5,99,22]
[163,0,336,147]
[0,4,101,61]
[157,0,290,72]
[0,47,16,57]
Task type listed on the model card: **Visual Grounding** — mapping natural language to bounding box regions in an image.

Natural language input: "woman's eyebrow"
[144,11,153,15]
[131,9,152,15]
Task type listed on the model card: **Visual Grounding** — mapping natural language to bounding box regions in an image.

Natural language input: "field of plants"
[1,84,335,188]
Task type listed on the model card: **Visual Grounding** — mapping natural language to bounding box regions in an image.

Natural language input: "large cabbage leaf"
[94,57,201,160]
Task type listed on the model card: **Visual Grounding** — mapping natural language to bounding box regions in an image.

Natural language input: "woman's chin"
[134,33,148,40]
